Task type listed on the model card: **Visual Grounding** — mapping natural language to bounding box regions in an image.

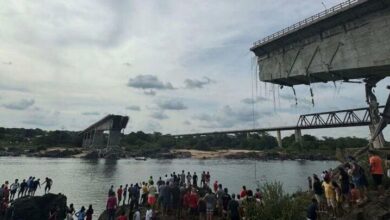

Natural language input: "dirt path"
[171,149,263,159]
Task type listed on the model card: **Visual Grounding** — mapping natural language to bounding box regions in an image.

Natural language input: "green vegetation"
[0,127,81,151]
[244,181,310,220]
[0,127,369,156]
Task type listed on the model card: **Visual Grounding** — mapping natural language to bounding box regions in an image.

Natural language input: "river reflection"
[0,157,339,218]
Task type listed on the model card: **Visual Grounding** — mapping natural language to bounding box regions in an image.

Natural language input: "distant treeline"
[0,127,81,150]
[0,127,369,152]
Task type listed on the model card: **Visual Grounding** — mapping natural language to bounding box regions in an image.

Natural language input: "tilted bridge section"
[174,106,384,148]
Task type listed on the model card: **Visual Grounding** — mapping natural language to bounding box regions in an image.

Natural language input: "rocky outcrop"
[98,205,132,220]
[39,149,82,158]
[1,193,67,220]
[82,150,100,159]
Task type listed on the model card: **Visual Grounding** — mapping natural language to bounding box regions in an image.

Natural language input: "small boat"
[135,156,147,161]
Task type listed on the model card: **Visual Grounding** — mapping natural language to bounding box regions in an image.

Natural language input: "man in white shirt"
[133,209,141,220]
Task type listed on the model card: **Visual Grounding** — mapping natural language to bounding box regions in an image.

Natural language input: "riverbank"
[0,147,336,160]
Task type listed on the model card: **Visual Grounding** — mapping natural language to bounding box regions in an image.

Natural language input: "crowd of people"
[0,176,53,216]
[2,150,387,220]
[101,170,263,220]
[306,150,387,220]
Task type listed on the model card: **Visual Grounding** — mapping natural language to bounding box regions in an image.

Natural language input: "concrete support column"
[276,130,283,148]
[294,129,302,145]
[365,78,385,148]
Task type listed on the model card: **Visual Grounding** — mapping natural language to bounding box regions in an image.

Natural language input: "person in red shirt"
[106,194,117,220]
[183,189,191,210]
[213,181,218,193]
[369,151,384,196]
[117,185,123,206]
[240,186,247,198]
[349,183,361,205]
[117,210,127,220]
[188,188,199,216]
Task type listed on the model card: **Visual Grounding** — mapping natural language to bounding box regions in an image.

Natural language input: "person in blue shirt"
[75,206,86,220]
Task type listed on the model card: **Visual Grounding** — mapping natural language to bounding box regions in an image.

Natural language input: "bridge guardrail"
[252,0,363,48]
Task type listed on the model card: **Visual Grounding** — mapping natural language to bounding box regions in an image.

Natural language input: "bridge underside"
[81,115,128,149]
[251,0,390,86]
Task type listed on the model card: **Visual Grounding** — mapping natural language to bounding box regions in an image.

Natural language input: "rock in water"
[3,193,67,220]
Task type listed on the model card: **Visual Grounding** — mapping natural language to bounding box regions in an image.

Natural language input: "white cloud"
[126,105,141,111]
[0,0,381,139]
[3,99,35,110]
[157,99,187,110]
[127,75,174,90]
[184,77,215,89]
[150,111,169,120]
[82,111,100,116]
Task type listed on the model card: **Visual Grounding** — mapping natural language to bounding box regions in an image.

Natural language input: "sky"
[1,0,390,139]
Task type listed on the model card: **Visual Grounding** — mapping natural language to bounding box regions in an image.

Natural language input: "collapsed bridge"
[81,115,129,149]
[250,0,390,148]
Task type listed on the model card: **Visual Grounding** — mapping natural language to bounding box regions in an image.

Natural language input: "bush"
[244,181,310,220]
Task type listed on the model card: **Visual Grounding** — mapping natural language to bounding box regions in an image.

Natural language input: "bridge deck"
[174,106,383,137]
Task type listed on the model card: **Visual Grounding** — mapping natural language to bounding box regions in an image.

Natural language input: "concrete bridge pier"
[294,129,302,145]
[365,78,385,148]
[276,130,283,148]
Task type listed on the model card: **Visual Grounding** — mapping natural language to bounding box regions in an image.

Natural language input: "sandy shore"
[171,149,263,159]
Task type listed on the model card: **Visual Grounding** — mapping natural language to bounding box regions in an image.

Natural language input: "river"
[0,157,339,218]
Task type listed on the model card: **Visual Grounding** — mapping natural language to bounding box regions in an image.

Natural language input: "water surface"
[0,157,339,217]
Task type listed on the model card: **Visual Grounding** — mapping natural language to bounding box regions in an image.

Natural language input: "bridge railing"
[252,0,363,48]
[296,106,383,128]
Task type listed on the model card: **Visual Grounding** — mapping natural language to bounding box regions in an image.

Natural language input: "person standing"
[171,182,181,218]
[216,185,224,217]
[3,183,9,203]
[188,188,199,217]
[204,189,216,220]
[133,209,141,220]
[198,195,207,220]
[43,177,53,194]
[307,176,313,191]
[108,185,114,197]
[75,206,86,220]
[180,171,186,186]
[205,172,211,186]
[369,150,384,196]
[32,178,40,196]
[18,179,27,198]
[193,172,198,187]
[228,193,240,220]
[66,203,75,220]
[306,198,318,220]
[338,167,350,204]
[106,193,117,220]
[312,175,324,211]
[186,172,192,186]
[228,194,240,220]
[213,181,218,193]
[141,182,148,206]
[322,177,336,217]
[201,171,206,187]
[9,179,19,201]
[127,184,133,205]
[86,205,93,220]
[240,186,247,199]
[145,205,153,220]
[123,184,128,205]
[147,181,157,208]
[221,188,231,218]
[117,185,123,205]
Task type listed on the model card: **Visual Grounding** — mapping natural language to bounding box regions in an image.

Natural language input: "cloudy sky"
[1,0,390,139]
